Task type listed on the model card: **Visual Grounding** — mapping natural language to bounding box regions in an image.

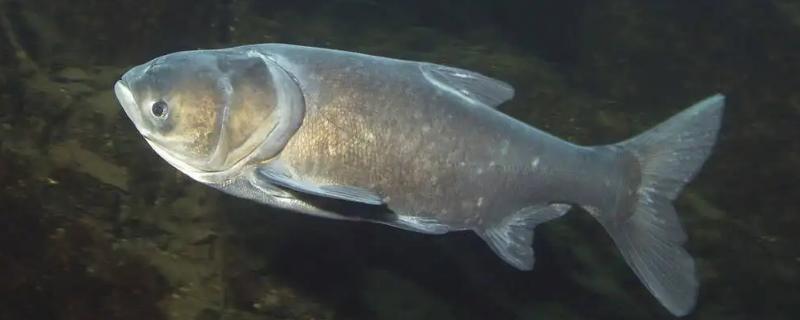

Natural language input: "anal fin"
[479,204,571,270]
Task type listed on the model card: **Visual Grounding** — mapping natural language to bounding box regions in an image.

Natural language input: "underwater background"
[0,0,798,319]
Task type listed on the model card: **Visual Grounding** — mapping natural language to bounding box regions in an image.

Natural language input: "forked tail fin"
[598,94,724,316]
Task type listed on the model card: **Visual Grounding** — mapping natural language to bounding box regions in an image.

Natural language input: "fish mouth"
[114,80,154,139]
[114,80,198,176]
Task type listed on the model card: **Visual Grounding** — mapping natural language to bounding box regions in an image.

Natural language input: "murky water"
[1,1,798,319]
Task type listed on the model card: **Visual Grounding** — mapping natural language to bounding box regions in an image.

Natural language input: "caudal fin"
[599,94,724,316]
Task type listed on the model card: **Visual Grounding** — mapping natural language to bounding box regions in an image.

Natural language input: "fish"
[114,44,724,316]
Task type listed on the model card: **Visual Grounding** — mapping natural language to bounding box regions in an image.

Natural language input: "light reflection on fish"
[114,44,724,316]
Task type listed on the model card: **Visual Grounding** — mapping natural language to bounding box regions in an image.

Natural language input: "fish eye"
[151,100,168,118]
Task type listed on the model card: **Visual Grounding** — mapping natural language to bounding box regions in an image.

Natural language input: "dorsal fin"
[420,63,514,108]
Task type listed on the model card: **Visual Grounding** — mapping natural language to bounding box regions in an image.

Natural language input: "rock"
[53,66,90,83]
[86,66,126,90]
[84,90,121,127]
[48,139,129,191]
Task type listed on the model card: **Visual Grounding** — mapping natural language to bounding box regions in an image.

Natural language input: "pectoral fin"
[255,162,384,205]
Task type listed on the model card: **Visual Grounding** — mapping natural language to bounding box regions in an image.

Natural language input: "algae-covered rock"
[48,139,129,191]
[0,151,169,320]
[53,66,90,83]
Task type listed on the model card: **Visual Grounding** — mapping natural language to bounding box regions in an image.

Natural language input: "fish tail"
[595,94,724,316]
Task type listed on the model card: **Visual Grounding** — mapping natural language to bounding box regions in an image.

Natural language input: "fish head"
[114,49,304,180]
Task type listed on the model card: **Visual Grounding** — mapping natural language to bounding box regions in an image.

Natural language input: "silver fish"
[114,44,724,316]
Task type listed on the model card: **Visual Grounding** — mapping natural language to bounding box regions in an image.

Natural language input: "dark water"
[1,1,798,319]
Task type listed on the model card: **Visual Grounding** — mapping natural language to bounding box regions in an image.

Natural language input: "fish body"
[115,44,724,316]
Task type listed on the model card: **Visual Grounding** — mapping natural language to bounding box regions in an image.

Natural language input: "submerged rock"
[48,139,129,191]
[53,66,90,83]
